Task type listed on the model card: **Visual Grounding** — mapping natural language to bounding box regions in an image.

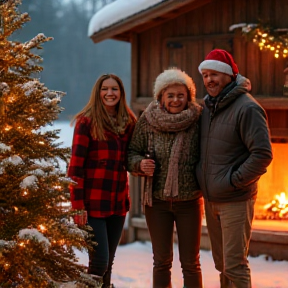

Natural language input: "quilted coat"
[196,75,273,202]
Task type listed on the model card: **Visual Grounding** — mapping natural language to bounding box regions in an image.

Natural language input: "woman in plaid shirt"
[67,74,136,288]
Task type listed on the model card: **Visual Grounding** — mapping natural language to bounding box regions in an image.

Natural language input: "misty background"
[15,0,131,121]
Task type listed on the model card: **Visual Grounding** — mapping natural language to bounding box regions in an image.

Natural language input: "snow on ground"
[54,122,288,288]
[73,241,288,288]
[53,121,73,147]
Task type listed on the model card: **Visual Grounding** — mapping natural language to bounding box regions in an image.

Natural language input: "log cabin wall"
[131,0,288,133]
[127,0,288,245]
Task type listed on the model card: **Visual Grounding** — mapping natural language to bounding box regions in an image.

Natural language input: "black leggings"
[87,215,125,278]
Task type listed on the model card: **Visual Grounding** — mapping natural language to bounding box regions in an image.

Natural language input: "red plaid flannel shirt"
[67,117,135,217]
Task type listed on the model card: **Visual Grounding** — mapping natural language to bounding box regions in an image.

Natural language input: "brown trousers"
[145,197,204,288]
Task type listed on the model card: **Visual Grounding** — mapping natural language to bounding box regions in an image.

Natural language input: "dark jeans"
[145,197,204,288]
[204,198,255,288]
[87,215,126,285]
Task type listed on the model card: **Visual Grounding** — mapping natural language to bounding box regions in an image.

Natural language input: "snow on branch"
[20,175,38,189]
[0,239,15,250]
[23,33,53,50]
[0,155,24,174]
[19,228,50,248]
[29,168,45,176]
[3,155,24,166]
[20,80,43,96]
[0,142,11,152]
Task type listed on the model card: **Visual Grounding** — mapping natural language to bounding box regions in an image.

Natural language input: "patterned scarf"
[144,100,202,197]
[108,114,129,136]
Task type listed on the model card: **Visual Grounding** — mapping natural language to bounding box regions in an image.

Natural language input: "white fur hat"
[153,68,196,101]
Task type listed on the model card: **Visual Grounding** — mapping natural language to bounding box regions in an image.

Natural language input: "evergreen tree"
[0,1,92,286]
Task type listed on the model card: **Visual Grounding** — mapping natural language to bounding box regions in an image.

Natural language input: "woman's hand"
[73,210,87,226]
[140,159,155,176]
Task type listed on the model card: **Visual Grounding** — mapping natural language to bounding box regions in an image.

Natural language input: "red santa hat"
[198,49,239,79]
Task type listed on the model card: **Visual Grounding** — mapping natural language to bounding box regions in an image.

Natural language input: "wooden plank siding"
[129,0,288,143]
[133,0,288,102]
[88,0,288,253]
[114,0,288,247]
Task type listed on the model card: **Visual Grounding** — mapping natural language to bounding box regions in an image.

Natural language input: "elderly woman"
[128,68,203,288]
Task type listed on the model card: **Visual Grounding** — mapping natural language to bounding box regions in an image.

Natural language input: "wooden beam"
[131,33,139,113]
[256,97,288,109]
[269,128,288,140]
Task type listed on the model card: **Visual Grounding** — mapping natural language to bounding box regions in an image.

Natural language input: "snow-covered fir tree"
[0,1,93,287]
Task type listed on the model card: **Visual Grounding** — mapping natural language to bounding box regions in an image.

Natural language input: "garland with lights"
[229,22,288,58]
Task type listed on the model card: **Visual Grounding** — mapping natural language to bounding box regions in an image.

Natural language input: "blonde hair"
[71,74,136,140]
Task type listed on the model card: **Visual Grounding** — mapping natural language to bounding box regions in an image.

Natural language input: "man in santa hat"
[196,49,273,288]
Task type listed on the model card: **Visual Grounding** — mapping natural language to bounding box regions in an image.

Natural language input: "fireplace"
[256,142,288,220]
[247,117,288,260]
[222,108,288,260]
[200,142,288,260]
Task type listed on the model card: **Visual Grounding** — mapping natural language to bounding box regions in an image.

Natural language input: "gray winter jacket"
[196,75,273,202]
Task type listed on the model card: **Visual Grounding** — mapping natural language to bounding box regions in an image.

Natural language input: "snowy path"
[54,123,288,288]
[72,241,288,288]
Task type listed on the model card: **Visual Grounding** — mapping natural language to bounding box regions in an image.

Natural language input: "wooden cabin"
[89,0,288,260]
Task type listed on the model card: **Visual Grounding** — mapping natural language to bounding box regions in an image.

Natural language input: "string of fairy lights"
[229,22,288,58]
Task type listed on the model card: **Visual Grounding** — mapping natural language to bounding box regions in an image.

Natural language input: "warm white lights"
[38,224,46,232]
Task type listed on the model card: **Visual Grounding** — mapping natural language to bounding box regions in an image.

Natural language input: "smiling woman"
[66,73,136,287]
[161,84,188,114]
[100,78,121,115]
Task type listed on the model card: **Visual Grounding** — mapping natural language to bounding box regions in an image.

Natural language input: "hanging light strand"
[229,22,288,58]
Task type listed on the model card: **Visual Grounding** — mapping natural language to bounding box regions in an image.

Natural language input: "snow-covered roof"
[88,0,165,37]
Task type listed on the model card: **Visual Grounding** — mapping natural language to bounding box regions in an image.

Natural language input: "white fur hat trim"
[198,60,233,75]
[154,68,195,100]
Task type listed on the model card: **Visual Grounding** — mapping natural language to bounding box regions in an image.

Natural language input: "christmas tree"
[0,0,92,286]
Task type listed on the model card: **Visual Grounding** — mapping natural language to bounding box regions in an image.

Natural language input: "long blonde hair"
[71,74,136,140]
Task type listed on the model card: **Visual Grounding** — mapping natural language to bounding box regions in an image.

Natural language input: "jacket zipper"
[203,111,214,201]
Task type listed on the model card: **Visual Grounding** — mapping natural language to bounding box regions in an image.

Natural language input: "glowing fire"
[257,143,288,220]
[263,192,288,219]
